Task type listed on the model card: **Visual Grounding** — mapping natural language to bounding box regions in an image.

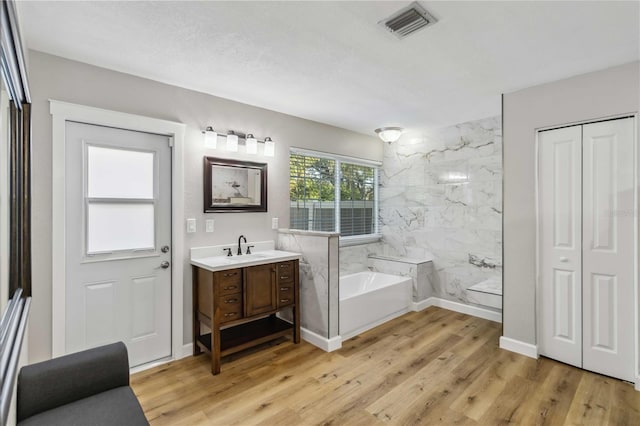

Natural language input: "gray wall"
[28,50,381,362]
[502,61,640,345]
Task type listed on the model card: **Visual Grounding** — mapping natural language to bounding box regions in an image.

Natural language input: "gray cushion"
[17,386,148,426]
[18,342,130,421]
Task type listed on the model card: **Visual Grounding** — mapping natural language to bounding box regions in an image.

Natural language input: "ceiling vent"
[379,2,437,39]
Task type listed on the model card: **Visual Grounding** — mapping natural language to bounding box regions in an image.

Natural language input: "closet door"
[538,125,583,368]
[582,118,635,382]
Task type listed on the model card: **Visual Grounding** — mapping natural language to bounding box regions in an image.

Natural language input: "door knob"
[161,245,170,253]
[559,257,569,263]
[160,261,170,269]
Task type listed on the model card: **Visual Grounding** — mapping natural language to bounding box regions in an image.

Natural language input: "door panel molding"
[50,100,185,365]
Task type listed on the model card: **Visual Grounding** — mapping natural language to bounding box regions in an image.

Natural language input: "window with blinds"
[290,150,379,239]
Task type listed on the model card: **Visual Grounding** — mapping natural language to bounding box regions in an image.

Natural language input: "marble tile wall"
[379,116,502,305]
[277,230,340,338]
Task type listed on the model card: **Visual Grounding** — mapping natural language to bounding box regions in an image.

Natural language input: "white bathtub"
[339,271,412,341]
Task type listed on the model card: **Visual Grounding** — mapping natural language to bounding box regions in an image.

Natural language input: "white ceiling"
[17,1,640,136]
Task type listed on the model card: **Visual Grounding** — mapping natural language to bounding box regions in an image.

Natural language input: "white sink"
[191,249,301,272]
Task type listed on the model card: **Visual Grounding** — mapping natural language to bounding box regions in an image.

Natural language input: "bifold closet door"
[539,117,635,382]
[539,125,583,368]
[582,118,635,382]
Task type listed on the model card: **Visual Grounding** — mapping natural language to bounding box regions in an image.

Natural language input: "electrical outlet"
[205,219,214,233]
[271,217,279,229]
[186,218,196,233]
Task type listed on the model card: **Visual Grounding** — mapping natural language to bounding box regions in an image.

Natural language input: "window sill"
[339,234,382,247]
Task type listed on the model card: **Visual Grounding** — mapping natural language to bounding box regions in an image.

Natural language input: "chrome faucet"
[237,235,247,255]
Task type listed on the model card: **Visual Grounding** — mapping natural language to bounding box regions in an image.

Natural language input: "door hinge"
[168,137,174,147]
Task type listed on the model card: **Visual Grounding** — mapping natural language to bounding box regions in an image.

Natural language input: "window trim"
[289,147,382,245]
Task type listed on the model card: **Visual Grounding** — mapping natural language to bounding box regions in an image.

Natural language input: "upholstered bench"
[17,342,148,426]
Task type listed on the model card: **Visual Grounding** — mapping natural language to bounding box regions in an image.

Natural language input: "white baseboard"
[181,343,193,359]
[413,297,502,323]
[499,336,538,359]
[301,327,342,352]
[636,377,640,392]
[411,298,435,312]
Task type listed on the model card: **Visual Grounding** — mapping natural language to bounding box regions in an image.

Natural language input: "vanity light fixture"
[201,126,275,156]
[263,137,275,157]
[226,131,239,152]
[203,126,217,149]
[375,127,404,143]
[245,134,258,154]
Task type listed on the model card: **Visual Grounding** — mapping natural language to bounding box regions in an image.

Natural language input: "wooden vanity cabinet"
[193,259,300,375]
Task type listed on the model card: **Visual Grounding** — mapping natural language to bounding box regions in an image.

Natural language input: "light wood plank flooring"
[131,307,640,425]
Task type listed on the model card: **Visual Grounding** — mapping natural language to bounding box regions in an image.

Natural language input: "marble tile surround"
[378,116,502,306]
[277,230,340,338]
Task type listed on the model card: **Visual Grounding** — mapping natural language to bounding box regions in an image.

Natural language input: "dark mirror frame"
[203,156,267,213]
[1,0,32,297]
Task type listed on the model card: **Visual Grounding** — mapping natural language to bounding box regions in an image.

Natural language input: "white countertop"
[191,242,301,272]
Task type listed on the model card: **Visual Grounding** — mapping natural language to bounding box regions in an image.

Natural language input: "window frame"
[289,148,381,246]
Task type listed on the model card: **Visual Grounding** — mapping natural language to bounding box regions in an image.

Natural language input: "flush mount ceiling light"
[375,127,404,143]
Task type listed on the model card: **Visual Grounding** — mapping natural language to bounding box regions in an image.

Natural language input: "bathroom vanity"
[191,244,301,375]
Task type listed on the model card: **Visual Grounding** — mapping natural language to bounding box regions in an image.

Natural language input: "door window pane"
[87,203,154,253]
[87,146,154,199]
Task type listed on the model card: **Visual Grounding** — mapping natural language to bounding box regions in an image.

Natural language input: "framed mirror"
[203,157,267,213]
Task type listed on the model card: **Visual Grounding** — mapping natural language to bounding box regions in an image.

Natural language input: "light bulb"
[226,132,238,152]
[204,126,217,149]
[246,134,257,154]
[264,137,275,157]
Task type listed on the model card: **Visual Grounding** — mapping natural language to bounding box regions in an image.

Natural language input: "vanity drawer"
[277,261,295,284]
[278,281,295,307]
[219,293,243,323]
[216,269,242,295]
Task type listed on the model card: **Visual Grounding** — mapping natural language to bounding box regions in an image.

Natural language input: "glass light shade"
[375,127,404,143]
[226,132,238,152]
[204,127,217,149]
[263,137,275,157]
[246,134,258,154]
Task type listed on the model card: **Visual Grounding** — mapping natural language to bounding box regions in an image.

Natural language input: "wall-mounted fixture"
[263,137,275,157]
[204,126,217,149]
[201,126,276,156]
[245,134,257,154]
[375,127,404,143]
[226,131,238,152]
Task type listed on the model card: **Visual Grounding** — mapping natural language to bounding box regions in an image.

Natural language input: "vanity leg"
[293,305,300,344]
[293,261,300,344]
[212,323,221,375]
[192,266,202,356]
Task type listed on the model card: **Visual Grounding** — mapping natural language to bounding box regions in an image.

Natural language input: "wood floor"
[131,307,640,425]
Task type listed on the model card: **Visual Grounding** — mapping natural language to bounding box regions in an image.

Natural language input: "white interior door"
[582,118,635,382]
[539,125,583,368]
[539,117,636,382]
[65,121,172,368]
